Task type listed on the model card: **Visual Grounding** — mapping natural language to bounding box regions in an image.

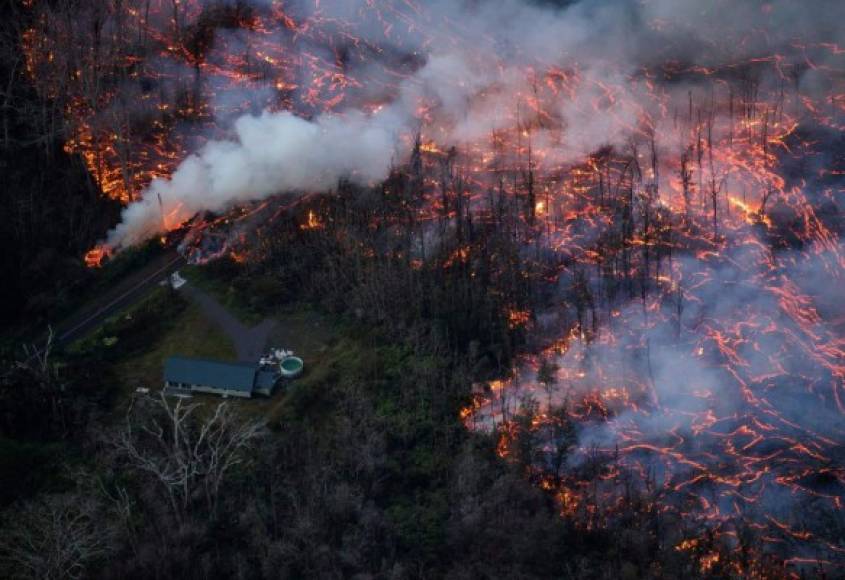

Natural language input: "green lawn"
[180,264,266,325]
[111,301,237,396]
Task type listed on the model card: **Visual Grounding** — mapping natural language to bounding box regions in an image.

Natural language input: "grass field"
[180,264,266,325]
[65,287,238,407]
[111,301,237,396]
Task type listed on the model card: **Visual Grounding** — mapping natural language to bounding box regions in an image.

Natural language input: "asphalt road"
[32,251,186,355]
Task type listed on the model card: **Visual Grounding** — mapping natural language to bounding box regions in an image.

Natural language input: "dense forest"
[0,0,125,332]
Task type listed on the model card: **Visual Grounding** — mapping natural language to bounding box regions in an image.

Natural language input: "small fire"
[507,308,531,329]
[300,210,323,230]
[419,141,444,155]
[675,538,699,551]
[728,196,773,227]
[228,250,248,264]
[700,553,720,572]
[84,246,110,268]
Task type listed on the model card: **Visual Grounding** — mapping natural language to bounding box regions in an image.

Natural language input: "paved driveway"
[181,284,275,362]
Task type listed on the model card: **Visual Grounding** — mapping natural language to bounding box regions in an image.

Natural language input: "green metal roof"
[164,356,258,393]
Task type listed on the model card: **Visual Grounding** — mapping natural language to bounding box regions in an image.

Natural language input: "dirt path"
[181,284,275,362]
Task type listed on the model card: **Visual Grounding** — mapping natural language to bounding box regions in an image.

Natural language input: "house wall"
[163,382,192,396]
[190,384,252,398]
[164,380,252,398]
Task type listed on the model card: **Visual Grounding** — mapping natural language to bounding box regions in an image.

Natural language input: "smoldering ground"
[100,0,844,248]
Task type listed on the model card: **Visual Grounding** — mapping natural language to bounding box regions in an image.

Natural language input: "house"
[163,356,280,398]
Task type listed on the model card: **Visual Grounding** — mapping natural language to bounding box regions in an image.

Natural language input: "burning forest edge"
[1,0,844,578]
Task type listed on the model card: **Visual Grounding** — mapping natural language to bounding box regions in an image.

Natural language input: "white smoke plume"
[102,0,844,248]
[107,108,407,246]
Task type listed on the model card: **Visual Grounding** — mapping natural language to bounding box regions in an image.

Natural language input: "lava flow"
[20,0,845,575]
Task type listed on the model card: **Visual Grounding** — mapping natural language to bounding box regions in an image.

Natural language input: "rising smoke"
[103,0,844,248]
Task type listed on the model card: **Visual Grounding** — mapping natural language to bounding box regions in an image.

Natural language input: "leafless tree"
[116,393,264,523]
[679,145,694,226]
[0,328,71,439]
[706,111,726,238]
[0,494,114,580]
[536,357,558,411]
[21,325,55,376]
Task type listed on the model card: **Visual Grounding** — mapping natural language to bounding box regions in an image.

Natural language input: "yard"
[111,302,237,396]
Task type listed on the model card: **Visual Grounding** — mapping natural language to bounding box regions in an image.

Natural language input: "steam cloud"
[104,0,844,249]
[107,109,406,246]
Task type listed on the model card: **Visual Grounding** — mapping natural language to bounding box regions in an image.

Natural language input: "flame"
[420,141,444,155]
[300,210,323,230]
[84,246,110,268]
[507,308,531,329]
[728,196,772,227]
